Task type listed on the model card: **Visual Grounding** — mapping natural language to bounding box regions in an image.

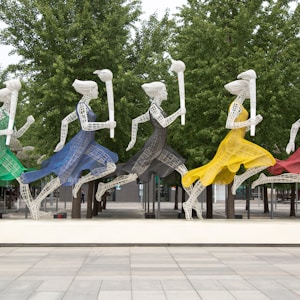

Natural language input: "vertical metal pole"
[271,183,274,219]
[147,181,150,213]
[296,182,298,211]
[247,180,250,219]
[3,188,6,214]
[64,187,67,209]
[152,175,155,215]
[144,183,146,211]
[157,176,160,219]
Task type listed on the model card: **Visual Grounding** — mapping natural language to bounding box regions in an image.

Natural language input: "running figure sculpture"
[95,61,191,204]
[0,79,34,184]
[252,118,300,188]
[20,73,118,219]
[181,70,276,220]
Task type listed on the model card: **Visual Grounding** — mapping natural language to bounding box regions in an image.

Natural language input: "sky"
[0,0,187,69]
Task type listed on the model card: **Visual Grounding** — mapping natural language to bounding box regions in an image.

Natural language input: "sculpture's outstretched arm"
[149,104,185,128]
[13,115,35,138]
[126,111,150,151]
[286,119,300,154]
[78,101,116,131]
[0,128,13,136]
[54,111,78,152]
[226,100,262,130]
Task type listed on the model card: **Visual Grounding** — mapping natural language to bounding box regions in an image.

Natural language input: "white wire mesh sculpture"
[20,72,118,219]
[181,70,276,220]
[95,61,192,207]
[252,118,300,189]
[0,79,35,212]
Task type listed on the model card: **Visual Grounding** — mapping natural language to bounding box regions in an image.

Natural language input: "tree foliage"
[0,0,143,160]
[0,0,299,178]
[171,0,300,169]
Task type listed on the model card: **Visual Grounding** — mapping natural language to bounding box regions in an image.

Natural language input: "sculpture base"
[144,212,155,219]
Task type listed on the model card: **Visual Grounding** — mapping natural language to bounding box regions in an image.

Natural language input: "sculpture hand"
[250,114,262,126]
[179,107,186,115]
[0,129,13,136]
[126,140,136,151]
[286,142,295,154]
[106,120,116,129]
[27,115,35,124]
[54,141,65,152]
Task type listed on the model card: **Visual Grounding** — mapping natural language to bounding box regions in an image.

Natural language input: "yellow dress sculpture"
[182,103,275,187]
[182,70,276,220]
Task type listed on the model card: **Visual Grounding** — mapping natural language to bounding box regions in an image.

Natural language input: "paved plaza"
[1,199,300,299]
[0,246,300,299]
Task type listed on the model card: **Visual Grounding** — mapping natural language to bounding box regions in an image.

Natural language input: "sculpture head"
[93,69,113,82]
[4,79,21,92]
[72,80,98,99]
[237,69,257,81]
[0,79,22,104]
[0,87,11,103]
[224,79,250,98]
[142,82,167,102]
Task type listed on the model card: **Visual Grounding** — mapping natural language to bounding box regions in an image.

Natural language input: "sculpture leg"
[232,166,267,195]
[72,162,116,198]
[183,180,205,220]
[31,177,61,219]
[16,178,37,219]
[155,151,193,196]
[95,173,138,201]
[18,176,61,219]
[175,164,193,196]
[252,173,300,189]
[192,198,203,220]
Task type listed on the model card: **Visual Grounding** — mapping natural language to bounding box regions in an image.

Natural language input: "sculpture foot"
[183,202,193,220]
[72,181,82,198]
[95,182,105,202]
[29,207,52,220]
[251,173,267,189]
[192,201,203,220]
[231,175,242,195]
[37,211,52,219]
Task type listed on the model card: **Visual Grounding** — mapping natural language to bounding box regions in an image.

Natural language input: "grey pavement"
[1,197,300,220]
[1,246,300,299]
[1,199,300,299]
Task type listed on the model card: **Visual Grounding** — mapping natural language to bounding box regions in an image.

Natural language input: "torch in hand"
[93,69,115,138]
[5,79,22,145]
[170,59,186,126]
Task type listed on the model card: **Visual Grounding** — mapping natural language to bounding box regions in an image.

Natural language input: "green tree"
[0,0,142,161]
[171,0,300,169]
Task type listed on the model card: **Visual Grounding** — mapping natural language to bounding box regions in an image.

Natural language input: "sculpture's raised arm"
[13,115,35,139]
[54,111,77,152]
[286,119,300,154]
[94,69,115,138]
[126,111,150,151]
[170,59,186,125]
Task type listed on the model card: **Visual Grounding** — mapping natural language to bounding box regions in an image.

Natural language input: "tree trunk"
[71,191,81,219]
[86,181,94,218]
[226,182,235,219]
[263,186,269,213]
[206,185,213,219]
[7,189,12,209]
[93,199,99,216]
[290,183,296,217]
[245,183,249,211]
[174,185,178,210]
[182,188,186,216]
